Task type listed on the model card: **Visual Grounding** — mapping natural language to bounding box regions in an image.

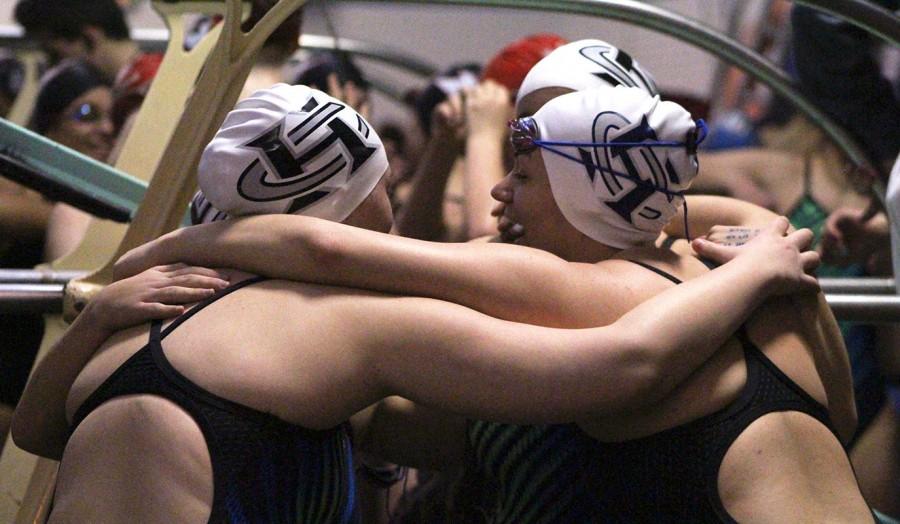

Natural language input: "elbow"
[10,410,63,460]
[604,339,669,413]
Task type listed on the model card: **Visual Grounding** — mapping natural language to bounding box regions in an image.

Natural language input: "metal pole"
[3,285,900,322]
[0,270,86,284]
[819,278,896,296]
[826,294,900,323]
[0,284,64,314]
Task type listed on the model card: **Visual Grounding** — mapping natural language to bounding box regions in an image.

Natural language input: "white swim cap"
[529,86,699,249]
[197,83,388,222]
[517,39,658,105]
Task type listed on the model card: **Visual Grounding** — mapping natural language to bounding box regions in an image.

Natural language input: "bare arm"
[11,266,228,459]
[369,223,818,422]
[461,81,513,239]
[395,97,464,240]
[117,215,601,327]
[12,303,117,459]
[664,195,781,240]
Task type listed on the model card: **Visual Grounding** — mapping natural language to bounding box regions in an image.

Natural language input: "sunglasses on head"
[70,102,106,124]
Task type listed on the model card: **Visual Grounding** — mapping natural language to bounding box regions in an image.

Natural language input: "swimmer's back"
[60,277,393,523]
[578,240,868,522]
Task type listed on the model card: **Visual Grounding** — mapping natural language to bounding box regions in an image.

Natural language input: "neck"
[555,235,621,263]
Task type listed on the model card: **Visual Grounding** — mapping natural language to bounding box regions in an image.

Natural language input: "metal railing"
[2,275,900,321]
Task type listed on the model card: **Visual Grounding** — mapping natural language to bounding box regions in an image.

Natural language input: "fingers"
[801,251,821,273]
[327,72,342,99]
[141,303,186,319]
[764,216,791,236]
[691,237,738,264]
[800,273,821,293]
[155,262,189,273]
[784,228,814,252]
[153,286,218,305]
[166,274,230,290]
[166,265,230,281]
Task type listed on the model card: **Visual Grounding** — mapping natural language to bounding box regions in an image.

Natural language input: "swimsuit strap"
[154,275,268,341]
[625,260,683,285]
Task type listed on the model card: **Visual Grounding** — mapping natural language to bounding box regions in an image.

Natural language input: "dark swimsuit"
[465,261,862,523]
[70,277,358,524]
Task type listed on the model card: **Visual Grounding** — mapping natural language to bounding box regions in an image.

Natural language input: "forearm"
[0,187,52,243]
[666,195,779,238]
[148,216,573,325]
[11,307,112,459]
[463,132,505,239]
[395,135,461,240]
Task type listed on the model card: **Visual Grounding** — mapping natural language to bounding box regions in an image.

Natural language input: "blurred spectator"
[14,0,140,82]
[29,60,115,261]
[792,1,900,174]
[481,33,566,96]
[0,53,25,118]
[397,34,566,242]
[286,49,370,119]
[30,60,114,162]
[394,63,480,241]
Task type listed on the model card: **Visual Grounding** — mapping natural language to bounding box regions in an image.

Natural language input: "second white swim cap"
[517,39,658,105]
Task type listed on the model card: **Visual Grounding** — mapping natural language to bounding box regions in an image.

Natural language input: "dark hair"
[414,63,481,137]
[288,50,368,93]
[14,0,130,41]
[0,54,25,102]
[29,59,109,134]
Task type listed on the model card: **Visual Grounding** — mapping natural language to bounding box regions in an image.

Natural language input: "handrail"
[3,285,900,321]
[4,271,891,295]
[820,277,895,295]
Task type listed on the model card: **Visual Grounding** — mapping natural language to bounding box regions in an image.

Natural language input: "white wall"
[0,0,764,124]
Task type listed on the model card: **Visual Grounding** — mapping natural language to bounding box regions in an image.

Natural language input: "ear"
[81,26,105,51]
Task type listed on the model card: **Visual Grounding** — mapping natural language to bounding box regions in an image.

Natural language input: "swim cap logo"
[579,111,683,226]
[578,45,658,95]
[236,96,376,214]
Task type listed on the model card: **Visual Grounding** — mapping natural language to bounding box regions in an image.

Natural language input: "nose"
[96,114,115,137]
[491,173,513,203]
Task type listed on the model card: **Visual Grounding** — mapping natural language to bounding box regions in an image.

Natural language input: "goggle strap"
[535,143,686,199]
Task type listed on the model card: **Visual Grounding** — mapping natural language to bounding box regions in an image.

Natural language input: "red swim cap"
[482,33,567,92]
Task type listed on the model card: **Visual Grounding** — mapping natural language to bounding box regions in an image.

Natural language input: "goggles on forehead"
[507,116,709,240]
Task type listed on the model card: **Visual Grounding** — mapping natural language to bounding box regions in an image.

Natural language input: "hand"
[692,217,820,294]
[431,93,466,144]
[85,264,230,334]
[819,206,889,267]
[327,73,371,120]
[464,80,513,141]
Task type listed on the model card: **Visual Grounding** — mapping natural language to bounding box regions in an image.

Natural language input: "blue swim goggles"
[507,116,708,241]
